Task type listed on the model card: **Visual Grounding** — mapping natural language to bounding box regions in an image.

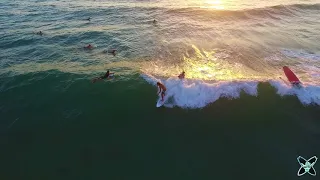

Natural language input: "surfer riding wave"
[157,82,166,101]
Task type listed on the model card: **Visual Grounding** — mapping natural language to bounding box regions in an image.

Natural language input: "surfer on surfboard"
[157,82,166,101]
[84,44,93,49]
[36,31,43,36]
[92,70,114,83]
[104,49,117,56]
[178,71,185,79]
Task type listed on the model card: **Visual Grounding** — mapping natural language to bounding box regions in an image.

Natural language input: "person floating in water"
[36,31,43,36]
[84,44,93,49]
[178,71,185,79]
[92,70,114,83]
[104,49,117,56]
[153,19,157,24]
[110,49,117,56]
[87,17,91,21]
[156,82,166,101]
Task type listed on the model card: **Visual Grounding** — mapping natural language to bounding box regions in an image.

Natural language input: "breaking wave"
[142,74,320,108]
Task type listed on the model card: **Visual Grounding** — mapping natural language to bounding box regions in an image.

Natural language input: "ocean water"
[0,0,320,179]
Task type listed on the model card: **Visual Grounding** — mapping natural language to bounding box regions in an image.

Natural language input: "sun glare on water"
[140,45,272,82]
[201,0,225,10]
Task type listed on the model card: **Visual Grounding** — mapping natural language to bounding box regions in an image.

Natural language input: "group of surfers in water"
[92,70,185,102]
[37,16,170,102]
[36,17,157,55]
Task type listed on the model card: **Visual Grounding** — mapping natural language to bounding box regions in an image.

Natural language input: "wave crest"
[142,74,320,108]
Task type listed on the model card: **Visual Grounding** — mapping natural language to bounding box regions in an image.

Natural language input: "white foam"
[142,74,258,108]
[270,80,320,106]
[269,80,295,96]
[142,74,320,108]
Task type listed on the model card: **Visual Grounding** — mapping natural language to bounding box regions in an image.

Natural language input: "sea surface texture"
[0,0,319,180]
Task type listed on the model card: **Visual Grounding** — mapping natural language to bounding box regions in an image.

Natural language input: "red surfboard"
[283,66,300,84]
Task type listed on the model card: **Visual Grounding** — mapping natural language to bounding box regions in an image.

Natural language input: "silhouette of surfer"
[36,31,43,36]
[92,70,114,83]
[84,44,93,49]
[178,71,185,79]
[156,82,166,101]
[104,49,117,56]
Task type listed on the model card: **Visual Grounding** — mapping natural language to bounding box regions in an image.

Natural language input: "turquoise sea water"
[1,0,320,179]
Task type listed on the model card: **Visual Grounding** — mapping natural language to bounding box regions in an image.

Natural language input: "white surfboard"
[109,73,114,78]
[156,96,165,107]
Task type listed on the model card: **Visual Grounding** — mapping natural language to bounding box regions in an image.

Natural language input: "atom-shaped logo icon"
[297,156,317,176]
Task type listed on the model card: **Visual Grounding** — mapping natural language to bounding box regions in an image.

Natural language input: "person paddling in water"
[36,31,43,36]
[84,44,93,49]
[104,49,117,56]
[92,70,114,83]
[178,71,185,79]
[157,82,166,101]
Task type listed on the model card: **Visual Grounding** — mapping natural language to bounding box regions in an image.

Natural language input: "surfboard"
[156,96,165,107]
[105,73,114,80]
[283,66,300,85]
